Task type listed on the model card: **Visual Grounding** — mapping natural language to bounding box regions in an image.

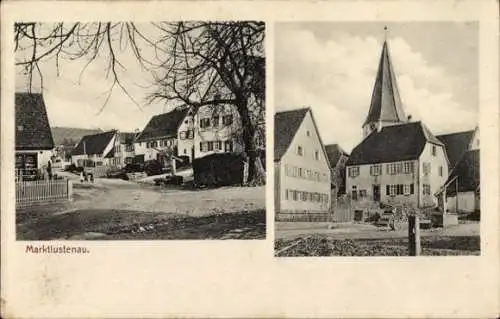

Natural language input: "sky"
[274,22,479,153]
[15,23,173,133]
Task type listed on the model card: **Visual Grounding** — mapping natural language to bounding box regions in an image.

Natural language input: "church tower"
[362,27,408,138]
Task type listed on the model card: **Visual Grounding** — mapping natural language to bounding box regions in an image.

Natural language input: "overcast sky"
[15,23,171,133]
[275,22,479,152]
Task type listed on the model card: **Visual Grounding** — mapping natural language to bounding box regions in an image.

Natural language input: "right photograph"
[274,22,480,257]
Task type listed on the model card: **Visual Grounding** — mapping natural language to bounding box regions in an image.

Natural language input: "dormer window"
[17,125,24,131]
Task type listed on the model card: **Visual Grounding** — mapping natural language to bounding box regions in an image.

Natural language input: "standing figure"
[47,160,52,180]
[80,171,84,183]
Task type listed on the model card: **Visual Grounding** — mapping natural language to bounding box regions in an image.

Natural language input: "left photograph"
[14,21,266,240]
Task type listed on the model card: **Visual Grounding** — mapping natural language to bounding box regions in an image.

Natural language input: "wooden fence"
[16,179,72,207]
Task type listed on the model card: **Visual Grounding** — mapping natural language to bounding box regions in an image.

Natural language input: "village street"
[17,172,265,240]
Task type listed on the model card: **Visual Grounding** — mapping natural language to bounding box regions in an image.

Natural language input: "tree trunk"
[236,97,265,186]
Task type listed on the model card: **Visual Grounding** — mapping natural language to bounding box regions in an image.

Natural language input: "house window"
[351,186,358,200]
[387,163,402,175]
[224,140,233,152]
[200,142,208,152]
[298,167,303,178]
[403,184,411,195]
[213,115,220,127]
[207,141,214,151]
[200,118,211,128]
[187,130,194,139]
[439,166,443,177]
[125,144,134,152]
[423,162,431,176]
[214,141,222,151]
[306,130,311,137]
[359,189,367,198]
[423,184,431,195]
[153,141,158,148]
[370,164,382,176]
[179,131,187,140]
[348,166,360,178]
[432,145,437,156]
[297,145,303,156]
[403,162,414,174]
[314,150,319,161]
[292,190,298,201]
[301,191,307,201]
[222,114,233,126]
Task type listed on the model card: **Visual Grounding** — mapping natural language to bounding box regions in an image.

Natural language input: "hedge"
[193,152,246,187]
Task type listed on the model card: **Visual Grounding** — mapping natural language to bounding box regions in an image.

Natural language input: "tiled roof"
[72,130,116,156]
[135,108,188,142]
[446,149,479,194]
[346,121,443,166]
[15,93,54,150]
[274,108,309,161]
[437,130,475,171]
[364,40,407,126]
[325,144,349,167]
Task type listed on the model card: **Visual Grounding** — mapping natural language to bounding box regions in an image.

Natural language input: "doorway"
[373,184,381,202]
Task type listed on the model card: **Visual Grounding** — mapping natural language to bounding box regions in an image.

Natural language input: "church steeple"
[363,27,407,138]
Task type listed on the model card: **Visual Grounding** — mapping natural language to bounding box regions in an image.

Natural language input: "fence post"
[408,215,421,256]
[67,179,73,201]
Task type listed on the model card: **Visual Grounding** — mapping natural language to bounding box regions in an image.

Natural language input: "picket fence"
[16,179,72,207]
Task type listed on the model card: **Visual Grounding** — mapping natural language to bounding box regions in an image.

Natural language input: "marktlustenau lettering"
[25,245,90,254]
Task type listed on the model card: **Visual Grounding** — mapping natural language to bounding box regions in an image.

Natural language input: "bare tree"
[14,21,266,185]
[148,21,266,185]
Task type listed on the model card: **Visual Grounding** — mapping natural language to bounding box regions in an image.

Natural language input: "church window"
[432,145,437,156]
[314,150,319,160]
[439,166,443,177]
[348,166,359,178]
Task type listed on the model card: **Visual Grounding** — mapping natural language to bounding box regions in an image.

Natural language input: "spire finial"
[384,25,388,42]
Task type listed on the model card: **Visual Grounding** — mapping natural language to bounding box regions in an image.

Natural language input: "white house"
[274,107,331,220]
[15,92,55,180]
[134,107,191,163]
[193,104,244,159]
[71,130,117,168]
[109,132,137,168]
[345,38,449,214]
[437,127,480,214]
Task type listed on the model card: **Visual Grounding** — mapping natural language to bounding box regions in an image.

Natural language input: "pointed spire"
[363,28,406,127]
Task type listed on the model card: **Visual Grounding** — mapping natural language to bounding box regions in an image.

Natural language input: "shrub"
[192,152,245,187]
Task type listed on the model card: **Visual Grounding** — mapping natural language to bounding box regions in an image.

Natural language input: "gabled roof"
[325,144,349,168]
[437,130,475,171]
[346,121,443,166]
[15,92,54,150]
[135,108,188,143]
[72,130,116,156]
[446,149,480,195]
[364,40,407,126]
[274,108,309,161]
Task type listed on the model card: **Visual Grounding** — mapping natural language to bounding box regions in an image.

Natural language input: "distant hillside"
[51,127,103,146]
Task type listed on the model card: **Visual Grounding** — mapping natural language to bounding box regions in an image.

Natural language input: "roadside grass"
[275,234,480,257]
[17,207,265,240]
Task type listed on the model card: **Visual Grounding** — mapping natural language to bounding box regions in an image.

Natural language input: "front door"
[373,184,381,202]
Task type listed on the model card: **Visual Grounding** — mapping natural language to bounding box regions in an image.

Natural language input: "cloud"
[275,25,477,152]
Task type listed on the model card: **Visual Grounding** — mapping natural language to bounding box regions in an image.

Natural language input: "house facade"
[110,132,137,167]
[71,130,117,168]
[15,93,55,180]
[274,108,331,219]
[134,107,189,163]
[345,38,449,213]
[437,127,480,213]
[193,104,244,159]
